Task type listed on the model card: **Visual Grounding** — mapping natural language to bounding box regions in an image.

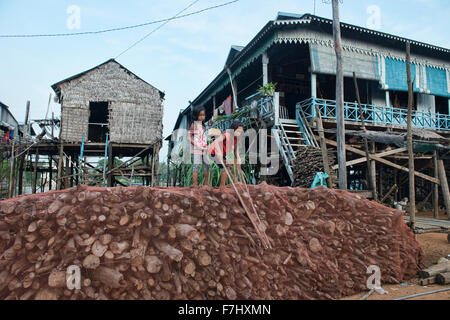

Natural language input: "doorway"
[88,101,109,142]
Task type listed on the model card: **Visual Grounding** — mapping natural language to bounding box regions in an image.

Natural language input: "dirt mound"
[0,184,423,300]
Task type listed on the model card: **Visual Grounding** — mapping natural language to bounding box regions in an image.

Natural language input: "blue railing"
[211,94,275,131]
[297,98,450,131]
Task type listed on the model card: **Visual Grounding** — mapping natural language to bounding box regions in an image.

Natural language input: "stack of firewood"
[0,184,423,300]
[292,146,336,188]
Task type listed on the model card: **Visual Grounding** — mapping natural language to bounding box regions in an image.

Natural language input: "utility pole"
[332,0,347,190]
[406,42,416,229]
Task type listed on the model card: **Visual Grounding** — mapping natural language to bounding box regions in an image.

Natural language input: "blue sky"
[1,0,449,159]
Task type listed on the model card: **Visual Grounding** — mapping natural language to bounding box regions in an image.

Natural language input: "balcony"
[297,98,450,131]
[210,92,290,131]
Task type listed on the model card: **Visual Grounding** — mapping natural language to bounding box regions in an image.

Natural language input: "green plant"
[257,82,277,96]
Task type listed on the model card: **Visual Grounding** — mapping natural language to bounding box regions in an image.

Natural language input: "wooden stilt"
[32,148,39,194]
[65,155,70,189]
[315,106,335,188]
[433,151,439,219]
[107,143,113,187]
[167,157,171,187]
[0,152,3,197]
[151,149,155,187]
[406,42,416,229]
[379,165,383,199]
[437,159,450,219]
[70,157,74,187]
[18,149,25,195]
[57,143,64,190]
[8,141,15,198]
[51,112,55,140]
[153,143,160,187]
[353,72,377,201]
[394,170,399,202]
[332,0,347,190]
[40,169,44,192]
[370,142,377,199]
[75,156,79,186]
[49,155,53,191]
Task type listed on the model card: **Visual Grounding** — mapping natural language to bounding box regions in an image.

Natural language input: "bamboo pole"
[57,143,63,190]
[51,112,55,140]
[151,149,156,187]
[380,184,398,204]
[353,72,377,201]
[332,0,347,190]
[65,155,70,189]
[433,151,439,219]
[18,149,25,195]
[107,143,113,187]
[322,137,438,184]
[8,141,15,198]
[315,106,335,188]
[406,42,416,229]
[49,155,53,191]
[32,148,39,194]
[437,160,450,219]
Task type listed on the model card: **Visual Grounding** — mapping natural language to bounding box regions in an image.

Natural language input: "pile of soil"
[0,183,423,300]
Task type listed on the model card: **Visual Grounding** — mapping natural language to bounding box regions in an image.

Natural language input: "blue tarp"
[380,57,450,98]
[426,66,450,98]
[383,58,417,92]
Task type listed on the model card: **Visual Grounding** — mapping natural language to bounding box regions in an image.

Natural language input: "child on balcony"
[187,107,209,186]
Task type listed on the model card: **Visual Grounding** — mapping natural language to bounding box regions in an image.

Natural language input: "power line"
[0,0,239,39]
[115,0,203,59]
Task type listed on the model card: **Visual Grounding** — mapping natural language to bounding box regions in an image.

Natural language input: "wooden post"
[65,155,70,189]
[49,155,53,191]
[151,149,156,187]
[437,159,450,219]
[57,143,64,190]
[315,106,334,188]
[311,73,317,98]
[167,157,170,187]
[332,0,347,190]
[70,157,74,187]
[32,148,39,194]
[18,150,25,196]
[75,156,79,186]
[107,143,113,187]
[232,79,238,111]
[24,101,30,137]
[379,166,383,198]
[262,52,269,86]
[406,42,416,228]
[51,112,55,140]
[353,72,378,201]
[433,151,439,219]
[370,142,377,200]
[8,141,15,198]
[145,154,151,187]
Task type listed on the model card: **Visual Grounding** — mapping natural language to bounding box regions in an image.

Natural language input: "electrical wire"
[115,0,201,59]
[0,0,239,39]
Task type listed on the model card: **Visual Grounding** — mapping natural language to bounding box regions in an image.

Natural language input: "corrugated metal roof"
[0,101,19,130]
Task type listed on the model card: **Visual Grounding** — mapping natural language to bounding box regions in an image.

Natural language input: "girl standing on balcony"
[187,107,209,186]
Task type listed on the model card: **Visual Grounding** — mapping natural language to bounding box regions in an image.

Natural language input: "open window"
[88,101,109,142]
[436,96,449,115]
